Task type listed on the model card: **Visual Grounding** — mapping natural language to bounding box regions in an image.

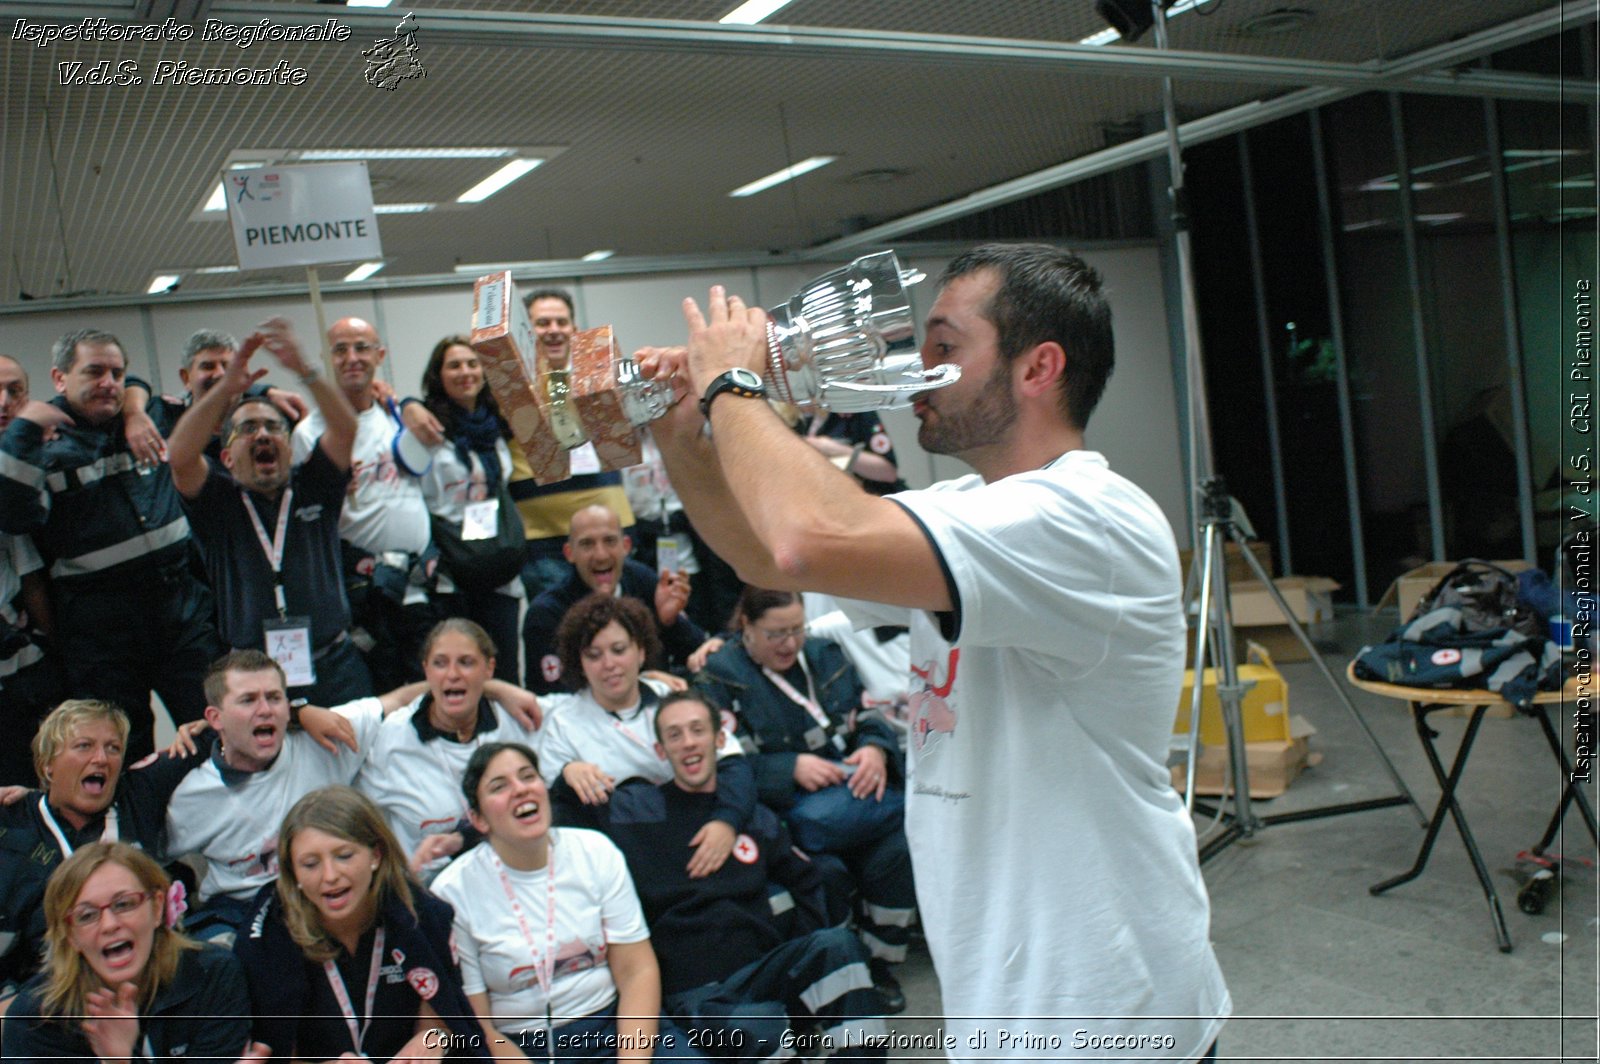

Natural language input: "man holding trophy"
[467,247,1228,1060]
[641,246,1228,1062]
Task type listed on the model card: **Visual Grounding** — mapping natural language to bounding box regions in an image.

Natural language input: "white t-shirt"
[537,682,740,786]
[293,403,431,559]
[356,694,542,863]
[162,698,385,903]
[431,828,648,1032]
[840,451,1230,1062]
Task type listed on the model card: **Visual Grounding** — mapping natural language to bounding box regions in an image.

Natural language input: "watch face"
[731,367,763,389]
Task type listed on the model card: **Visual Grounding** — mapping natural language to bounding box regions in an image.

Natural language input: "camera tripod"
[1181,475,1425,862]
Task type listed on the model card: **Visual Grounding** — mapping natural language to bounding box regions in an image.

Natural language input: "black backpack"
[1408,559,1543,638]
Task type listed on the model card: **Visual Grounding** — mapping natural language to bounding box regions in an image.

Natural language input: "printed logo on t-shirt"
[407,966,440,1000]
[908,649,961,755]
[732,834,759,864]
[295,504,324,523]
[541,655,562,683]
[509,939,604,988]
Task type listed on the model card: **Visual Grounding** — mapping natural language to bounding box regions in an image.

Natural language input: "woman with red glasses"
[1,841,252,1061]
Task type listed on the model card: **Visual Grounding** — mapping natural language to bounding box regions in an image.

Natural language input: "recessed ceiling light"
[582,250,616,261]
[457,159,544,203]
[720,0,796,25]
[1237,8,1315,37]
[344,262,385,282]
[147,274,180,293]
[729,156,837,198]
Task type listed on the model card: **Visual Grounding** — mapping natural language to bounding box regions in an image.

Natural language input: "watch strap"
[699,370,767,418]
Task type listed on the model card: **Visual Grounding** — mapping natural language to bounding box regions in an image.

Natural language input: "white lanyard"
[604,700,657,757]
[493,848,558,1051]
[242,487,293,617]
[763,655,831,733]
[38,796,118,856]
[322,925,385,1056]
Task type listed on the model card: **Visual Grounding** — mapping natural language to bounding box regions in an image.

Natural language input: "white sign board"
[225,161,382,271]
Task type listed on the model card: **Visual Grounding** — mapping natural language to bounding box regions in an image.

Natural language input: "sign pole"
[305,265,332,375]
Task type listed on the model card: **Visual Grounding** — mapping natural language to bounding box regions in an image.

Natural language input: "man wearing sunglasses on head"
[166,317,371,708]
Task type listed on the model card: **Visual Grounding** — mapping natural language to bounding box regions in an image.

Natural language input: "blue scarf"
[451,403,505,494]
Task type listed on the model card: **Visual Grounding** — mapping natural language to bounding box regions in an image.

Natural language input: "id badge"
[462,498,499,541]
[264,616,316,688]
[656,536,681,576]
[803,726,828,751]
[569,442,602,475]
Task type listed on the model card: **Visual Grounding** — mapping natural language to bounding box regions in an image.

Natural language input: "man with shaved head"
[520,502,710,694]
[291,316,435,690]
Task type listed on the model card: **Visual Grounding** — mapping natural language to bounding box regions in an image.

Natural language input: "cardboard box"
[567,326,644,470]
[1234,624,1309,663]
[1228,576,1339,628]
[1172,737,1310,798]
[1376,559,1536,621]
[1179,540,1273,587]
[470,271,571,485]
[1173,651,1290,747]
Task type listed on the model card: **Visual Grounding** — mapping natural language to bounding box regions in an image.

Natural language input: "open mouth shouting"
[98,934,140,974]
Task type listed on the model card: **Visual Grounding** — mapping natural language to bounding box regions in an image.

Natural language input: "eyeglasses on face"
[754,625,806,644]
[69,890,151,928]
[228,418,289,441]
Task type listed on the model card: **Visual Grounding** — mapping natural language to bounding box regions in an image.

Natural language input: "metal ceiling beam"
[808,2,1591,257]
[3,0,1579,103]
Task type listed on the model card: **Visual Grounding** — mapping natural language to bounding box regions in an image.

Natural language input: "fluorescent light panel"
[720,0,797,25]
[345,0,394,7]
[457,159,544,203]
[194,265,238,275]
[729,155,836,198]
[147,274,180,293]
[582,250,616,261]
[374,203,436,214]
[344,262,385,282]
[299,147,515,161]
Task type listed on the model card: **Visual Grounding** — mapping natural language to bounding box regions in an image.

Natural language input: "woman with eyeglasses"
[536,594,753,876]
[232,786,487,1062]
[417,336,525,684]
[0,700,208,999]
[692,587,914,1013]
[0,841,253,1061]
[431,742,706,1062]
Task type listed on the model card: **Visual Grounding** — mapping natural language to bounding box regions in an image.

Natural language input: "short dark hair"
[220,396,285,444]
[182,330,237,365]
[203,649,285,707]
[51,329,124,373]
[523,288,575,316]
[939,243,1115,430]
[652,690,718,743]
[555,593,661,687]
[462,741,541,814]
[736,586,799,629]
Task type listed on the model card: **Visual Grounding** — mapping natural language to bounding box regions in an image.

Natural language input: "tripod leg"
[1226,524,1425,825]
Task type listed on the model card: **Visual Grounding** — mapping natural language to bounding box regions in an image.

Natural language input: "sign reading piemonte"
[225,161,383,271]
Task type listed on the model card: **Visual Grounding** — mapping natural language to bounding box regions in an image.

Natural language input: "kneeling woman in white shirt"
[431,742,707,1063]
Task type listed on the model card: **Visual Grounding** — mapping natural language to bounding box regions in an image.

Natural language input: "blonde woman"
[0,841,251,1060]
[232,786,486,1061]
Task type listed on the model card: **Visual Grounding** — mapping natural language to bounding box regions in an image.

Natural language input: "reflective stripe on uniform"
[49,517,190,578]
[45,451,138,492]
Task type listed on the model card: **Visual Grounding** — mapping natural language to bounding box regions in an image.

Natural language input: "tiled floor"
[880,611,1598,1062]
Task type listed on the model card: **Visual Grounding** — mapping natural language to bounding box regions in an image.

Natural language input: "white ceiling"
[0,0,1584,304]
